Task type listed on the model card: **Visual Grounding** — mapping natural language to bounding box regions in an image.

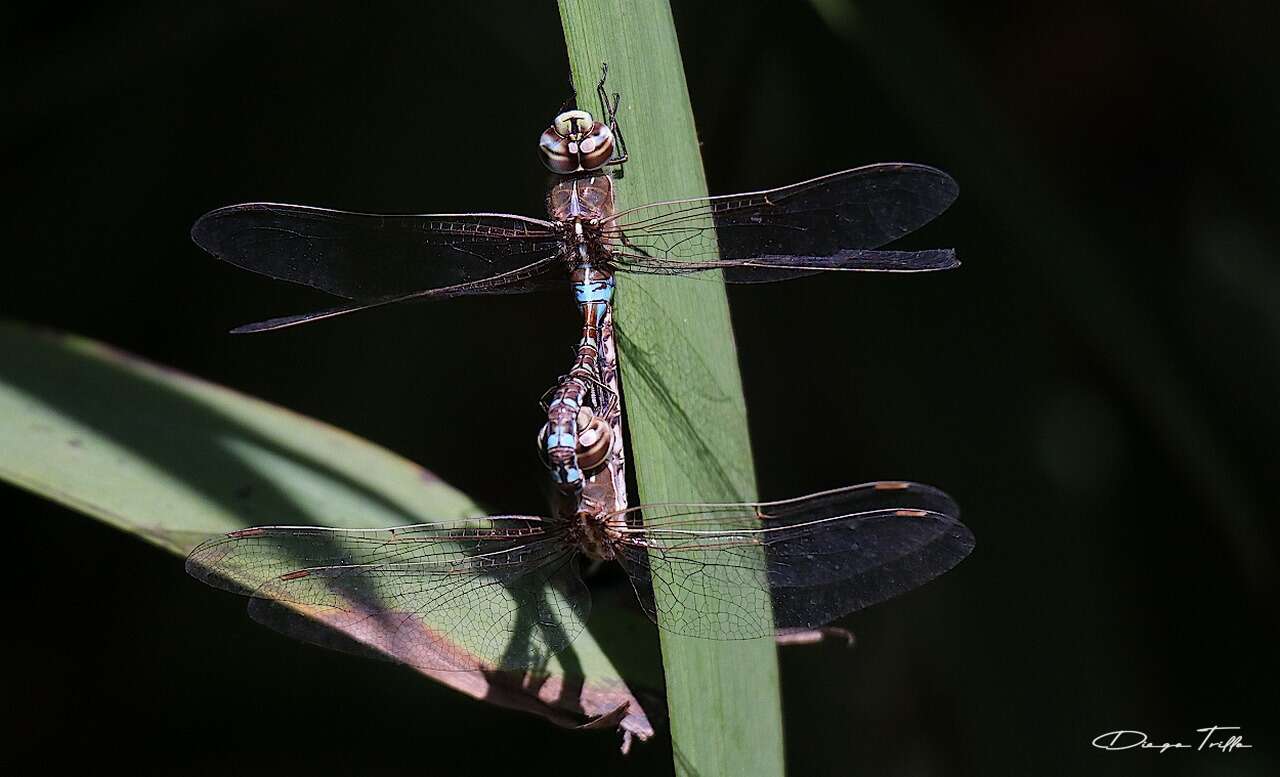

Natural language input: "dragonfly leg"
[614,228,654,263]
[537,376,571,411]
[594,62,612,116]
[582,370,618,417]
[596,62,629,169]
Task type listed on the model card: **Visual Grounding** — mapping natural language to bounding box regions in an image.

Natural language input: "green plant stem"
[557,2,784,775]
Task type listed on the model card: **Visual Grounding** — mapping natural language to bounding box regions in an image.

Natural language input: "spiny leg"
[595,62,629,167]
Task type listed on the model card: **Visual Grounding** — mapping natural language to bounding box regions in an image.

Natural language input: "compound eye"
[539,129,578,174]
[577,123,615,171]
[553,109,594,138]
[575,415,613,472]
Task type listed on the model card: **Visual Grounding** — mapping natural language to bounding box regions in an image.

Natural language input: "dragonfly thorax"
[547,175,615,222]
[572,505,619,562]
[540,110,617,174]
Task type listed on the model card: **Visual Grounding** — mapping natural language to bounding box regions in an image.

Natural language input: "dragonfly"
[189,67,960,490]
[186,480,973,672]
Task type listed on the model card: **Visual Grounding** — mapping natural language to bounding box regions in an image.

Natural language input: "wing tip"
[229,309,338,333]
[228,321,272,335]
[189,212,215,251]
[189,203,249,251]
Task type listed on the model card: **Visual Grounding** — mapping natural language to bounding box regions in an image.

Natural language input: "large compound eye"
[577,122,615,171]
[553,109,594,138]
[575,414,613,472]
[539,128,578,174]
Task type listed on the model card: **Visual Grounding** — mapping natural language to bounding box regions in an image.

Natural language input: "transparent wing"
[192,204,565,331]
[186,518,589,672]
[611,482,973,639]
[603,163,959,282]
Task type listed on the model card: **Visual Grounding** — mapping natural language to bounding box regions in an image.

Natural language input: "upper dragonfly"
[190,74,959,335]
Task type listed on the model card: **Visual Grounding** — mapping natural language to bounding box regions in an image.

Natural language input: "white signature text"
[1092,726,1251,753]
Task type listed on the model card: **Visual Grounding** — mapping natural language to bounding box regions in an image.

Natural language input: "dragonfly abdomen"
[542,263,615,489]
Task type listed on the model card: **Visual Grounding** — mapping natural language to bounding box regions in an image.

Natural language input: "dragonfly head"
[540,109,616,174]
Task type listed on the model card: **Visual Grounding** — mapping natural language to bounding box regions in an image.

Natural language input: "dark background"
[4,1,1276,775]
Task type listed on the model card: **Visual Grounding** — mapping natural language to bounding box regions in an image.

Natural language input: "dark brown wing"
[611,481,972,639]
[603,163,959,282]
[192,204,565,330]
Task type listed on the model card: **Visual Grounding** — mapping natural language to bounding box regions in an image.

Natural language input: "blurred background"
[3,1,1276,774]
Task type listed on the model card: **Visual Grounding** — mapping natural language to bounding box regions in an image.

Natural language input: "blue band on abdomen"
[574,279,615,304]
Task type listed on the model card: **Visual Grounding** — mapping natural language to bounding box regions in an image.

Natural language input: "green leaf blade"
[0,321,654,742]
[558,3,785,774]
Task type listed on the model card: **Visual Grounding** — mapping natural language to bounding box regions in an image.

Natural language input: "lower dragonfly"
[186,480,973,672]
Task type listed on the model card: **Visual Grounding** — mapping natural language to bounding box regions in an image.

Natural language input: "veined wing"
[186,517,590,671]
[603,163,959,282]
[610,481,973,639]
[191,204,565,331]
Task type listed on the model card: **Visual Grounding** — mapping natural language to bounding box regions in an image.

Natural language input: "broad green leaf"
[557,3,785,776]
[0,321,654,743]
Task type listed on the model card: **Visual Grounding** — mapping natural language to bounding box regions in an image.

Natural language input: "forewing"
[186,518,590,671]
[191,204,563,300]
[613,482,973,639]
[604,163,959,281]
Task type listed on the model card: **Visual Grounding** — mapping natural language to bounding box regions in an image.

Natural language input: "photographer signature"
[1092,726,1251,753]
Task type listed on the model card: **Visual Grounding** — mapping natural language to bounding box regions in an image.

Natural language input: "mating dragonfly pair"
[186,67,974,673]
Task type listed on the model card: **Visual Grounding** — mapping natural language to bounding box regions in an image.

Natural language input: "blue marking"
[574,279,615,304]
[565,467,582,484]
[577,287,612,304]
